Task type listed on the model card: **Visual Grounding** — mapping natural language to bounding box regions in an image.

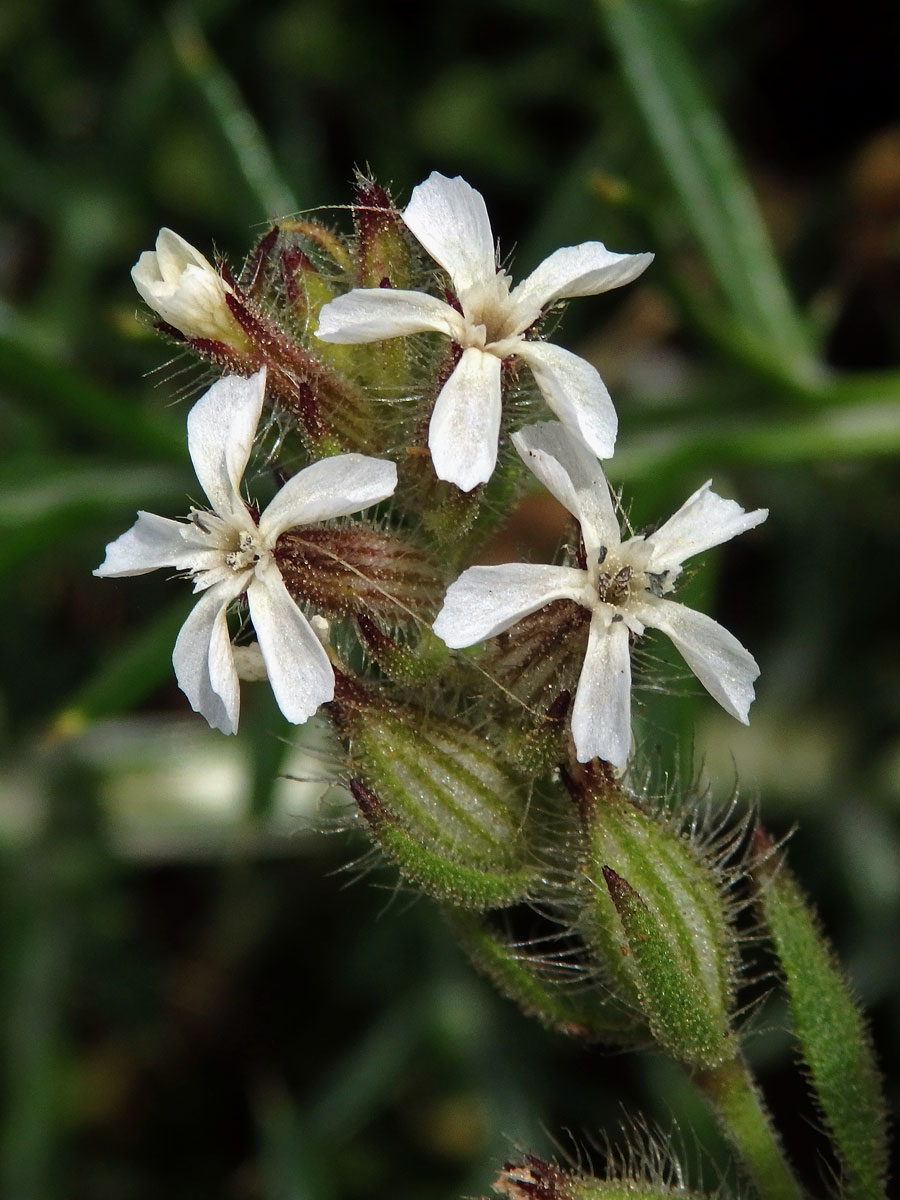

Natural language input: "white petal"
[259,454,398,541]
[248,560,335,723]
[402,173,496,294]
[172,581,243,734]
[94,511,195,577]
[508,243,654,330]
[232,643,268,681]
[153,228,217,280]
[638,596,759,723]
[515,341,618,461]
[315,288,463,343]
[641,482,768,574]
[511,422,620,559]
[433,562,587,647]
[571,612,633,767]
[132,230,240,344]
[187,369,267,521]
[428,347,503,491]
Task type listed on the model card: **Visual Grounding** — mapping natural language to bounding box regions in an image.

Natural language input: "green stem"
[693,1056,804,1200]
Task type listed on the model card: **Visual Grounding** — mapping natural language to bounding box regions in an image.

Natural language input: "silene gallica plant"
[98,172,889,1200]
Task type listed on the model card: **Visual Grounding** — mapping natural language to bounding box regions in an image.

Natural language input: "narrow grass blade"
[597,0,814,378]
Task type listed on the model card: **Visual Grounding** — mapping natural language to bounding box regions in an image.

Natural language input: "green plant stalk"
[757,849,888,1200]
[693,1056,803,1200]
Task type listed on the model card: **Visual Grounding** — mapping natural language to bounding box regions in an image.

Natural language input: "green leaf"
[0,322,185,462]
[756,837,889,1200]
[604,398,900,484]
[0,458,190,574]
[597,0,814,380]
[166,7,298,218]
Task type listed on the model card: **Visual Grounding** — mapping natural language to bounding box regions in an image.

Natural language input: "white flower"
[315,172,653,492]
[95,369,398,734]
[132,228,249,347]
[432,422,767,768]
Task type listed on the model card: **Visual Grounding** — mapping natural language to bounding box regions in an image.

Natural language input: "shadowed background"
[2,0,899,1196]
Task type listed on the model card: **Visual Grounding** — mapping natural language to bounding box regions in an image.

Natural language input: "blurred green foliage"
[1,0,899,1196]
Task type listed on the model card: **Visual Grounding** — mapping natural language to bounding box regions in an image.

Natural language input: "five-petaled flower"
[132,228,250,349]
[432,422,767,768]
[94,369,397,734]
[315,172,653,492]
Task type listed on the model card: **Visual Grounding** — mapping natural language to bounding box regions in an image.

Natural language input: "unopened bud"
[491,1151,706,1200]
[568,766,737,1068]
[331,676,536,908]
[354,178,412,290]
[355,614,449,682]
[132,228,252,350]
[275,524,445,624]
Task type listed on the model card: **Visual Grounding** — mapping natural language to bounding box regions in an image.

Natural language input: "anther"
[646,569,669,598]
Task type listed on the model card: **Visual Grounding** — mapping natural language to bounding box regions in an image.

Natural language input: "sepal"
[568,763,738,1068]
[329,675,537,908]
[275,523,446,624]
[353,177,412,290]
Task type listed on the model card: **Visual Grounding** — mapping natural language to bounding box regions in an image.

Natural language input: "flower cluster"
[99,171,765,772]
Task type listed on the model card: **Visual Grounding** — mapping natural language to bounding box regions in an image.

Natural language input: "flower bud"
[330,676,537,908]
[353,178,412,290]
[355,614,449,683]
[490,1151,706,1200]
[275,524,446,624]
[132,228,252,349]
[567,764,737,1068]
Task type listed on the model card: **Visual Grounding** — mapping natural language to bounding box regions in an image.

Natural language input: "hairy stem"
[693,1056,804,1200]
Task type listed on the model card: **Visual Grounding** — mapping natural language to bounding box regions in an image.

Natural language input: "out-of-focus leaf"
[0,458,190,573]
[0,890,68,1200]
[597,0,815,381]
[255,1088,338,1200]
[0,319,185,461]
[309,998,423,1139]
[244,685,295,822]
[167,6,298,219]
[609,400,900,481]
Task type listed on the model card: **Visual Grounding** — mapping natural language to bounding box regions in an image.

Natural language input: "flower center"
[596,562,633,607]
[458,271,518,348]
[224,529,264,572]
[587,544,674,615]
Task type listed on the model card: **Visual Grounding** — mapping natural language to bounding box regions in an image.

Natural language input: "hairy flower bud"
[132,228,252,350]
[330,676,537,908]
[490,1149,710,1200]
[566,764,738,1068]
[275,524,446,624]
[354,177,412,290]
